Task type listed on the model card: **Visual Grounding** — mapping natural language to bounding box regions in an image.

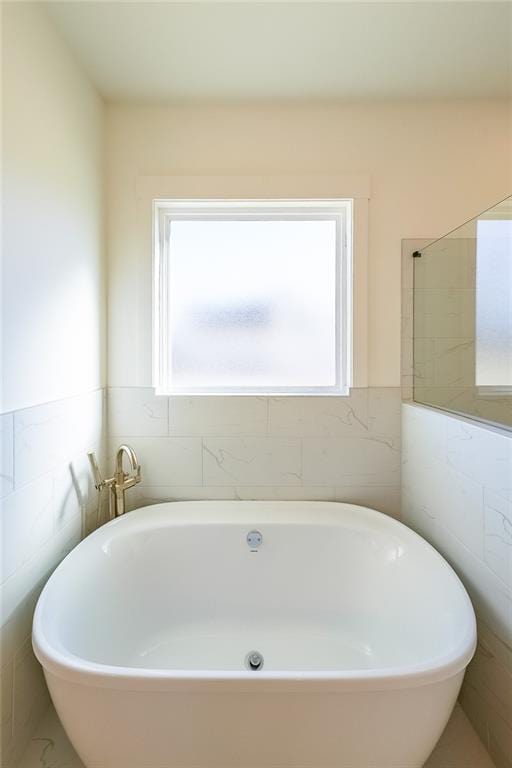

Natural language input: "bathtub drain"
[245,651,264,671]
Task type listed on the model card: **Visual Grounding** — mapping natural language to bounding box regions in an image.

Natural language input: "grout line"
[1,386,104,420]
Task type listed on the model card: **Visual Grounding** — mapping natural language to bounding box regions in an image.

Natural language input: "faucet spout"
[115,444,141,479]
[114,445,142,517]
[87,445,142,523]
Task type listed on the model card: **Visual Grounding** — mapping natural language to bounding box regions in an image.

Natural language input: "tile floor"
[18,702,495,768]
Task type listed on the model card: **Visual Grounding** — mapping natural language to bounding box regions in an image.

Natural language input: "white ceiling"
[45,1,512,102]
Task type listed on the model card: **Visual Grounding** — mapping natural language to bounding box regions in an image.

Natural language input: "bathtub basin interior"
[34,501,475,682]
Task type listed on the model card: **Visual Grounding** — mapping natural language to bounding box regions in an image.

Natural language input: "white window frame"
[153,199,353,396]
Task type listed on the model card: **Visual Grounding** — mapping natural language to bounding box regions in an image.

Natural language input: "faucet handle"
[87,451,106,490]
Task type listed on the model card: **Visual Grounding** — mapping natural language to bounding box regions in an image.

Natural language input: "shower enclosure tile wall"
[107,387,401,516]
[402,227,512,768]
[402,394,512,768]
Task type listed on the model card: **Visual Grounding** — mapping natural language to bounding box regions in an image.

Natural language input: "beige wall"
[2,1,105,414]
[106,100,512,388]
[1,5,106,766]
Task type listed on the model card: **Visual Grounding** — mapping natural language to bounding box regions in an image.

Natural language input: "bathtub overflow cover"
[245,651,264,671]
[247,530,263,550]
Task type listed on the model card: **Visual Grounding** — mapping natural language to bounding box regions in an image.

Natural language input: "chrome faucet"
[88,445,142,520]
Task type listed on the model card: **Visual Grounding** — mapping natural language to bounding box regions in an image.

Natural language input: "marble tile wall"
[107,386,402,517]
[402,402,512,768]
[0,389,106,768]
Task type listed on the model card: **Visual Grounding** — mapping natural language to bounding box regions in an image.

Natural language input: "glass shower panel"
[413,196,512,430]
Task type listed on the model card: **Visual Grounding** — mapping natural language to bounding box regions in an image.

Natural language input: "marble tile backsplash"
[0,389,106,768]
[402,402,512,768]
[107,387,402,516]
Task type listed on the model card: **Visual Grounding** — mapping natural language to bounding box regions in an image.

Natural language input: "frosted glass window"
[475,219,512,388]
[153,201,352,395]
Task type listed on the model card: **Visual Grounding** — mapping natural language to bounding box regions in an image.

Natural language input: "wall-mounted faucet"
[88,445,142,520]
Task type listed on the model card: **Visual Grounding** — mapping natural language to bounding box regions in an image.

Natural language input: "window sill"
[154,387,351,398]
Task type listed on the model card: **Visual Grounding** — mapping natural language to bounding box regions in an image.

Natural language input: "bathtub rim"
[32,500,477,693]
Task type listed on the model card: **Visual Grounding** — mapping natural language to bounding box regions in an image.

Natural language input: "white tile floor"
[18,702,495,768]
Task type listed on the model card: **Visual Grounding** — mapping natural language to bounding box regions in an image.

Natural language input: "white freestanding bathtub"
[33,501,476,768]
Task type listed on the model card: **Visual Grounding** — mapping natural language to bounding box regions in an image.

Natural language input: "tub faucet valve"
[87,445,142,521]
